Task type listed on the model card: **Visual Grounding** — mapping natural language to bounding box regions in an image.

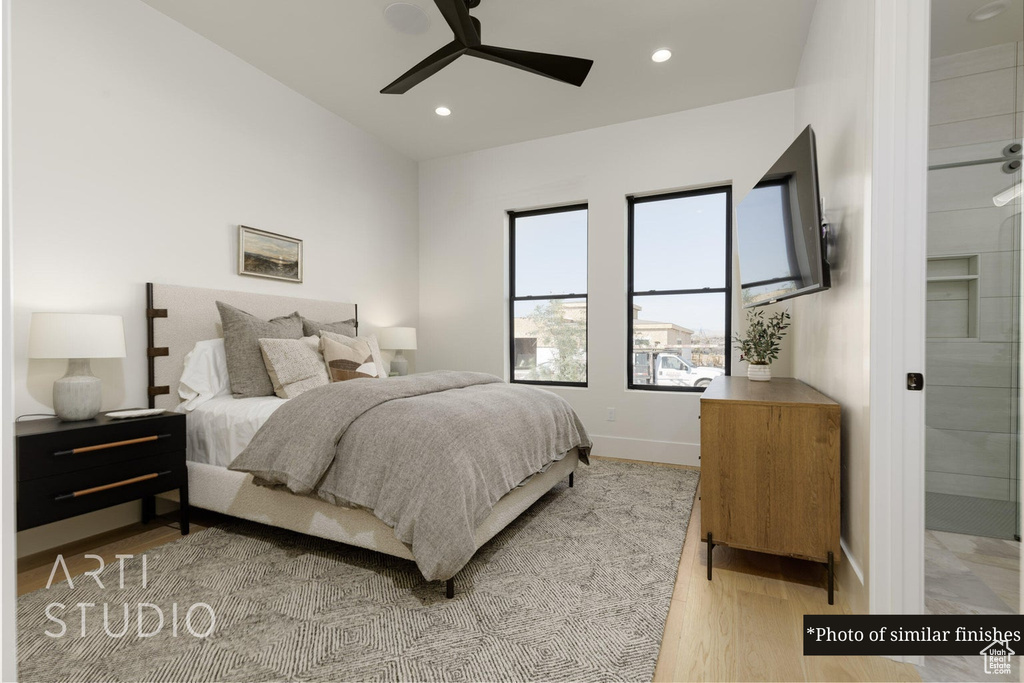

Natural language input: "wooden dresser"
[699,376,840,603]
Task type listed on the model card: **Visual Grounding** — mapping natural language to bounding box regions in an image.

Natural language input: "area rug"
[18,459,699,682]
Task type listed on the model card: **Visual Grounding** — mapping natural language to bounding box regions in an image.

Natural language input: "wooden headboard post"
[146,282,170,408]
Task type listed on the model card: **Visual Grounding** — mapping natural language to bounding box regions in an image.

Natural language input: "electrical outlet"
[606,407,616,422]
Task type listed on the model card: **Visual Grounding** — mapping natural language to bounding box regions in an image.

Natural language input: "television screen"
[736,125,830,307]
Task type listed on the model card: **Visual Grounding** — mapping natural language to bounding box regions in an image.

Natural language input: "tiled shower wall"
[926,41,1023,504]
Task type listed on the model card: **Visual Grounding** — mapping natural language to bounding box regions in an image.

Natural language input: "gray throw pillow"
[216,302,303,397]
[301,315,356,338]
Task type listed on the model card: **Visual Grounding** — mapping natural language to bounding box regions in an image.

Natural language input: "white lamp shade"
[29,313,126,359]
[378,326,417,350]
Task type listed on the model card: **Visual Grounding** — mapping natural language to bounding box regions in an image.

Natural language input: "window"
[736,179,802,303]
[509,204,588,386]
[628,186,732,392]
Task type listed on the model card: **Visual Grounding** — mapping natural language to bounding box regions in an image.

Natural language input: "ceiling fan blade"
[433,0,481,47]
[467,45,593,87]
[381,41,467,94]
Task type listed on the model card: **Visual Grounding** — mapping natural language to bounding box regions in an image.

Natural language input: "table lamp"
[378,327,416,376]
[29,313,127,421]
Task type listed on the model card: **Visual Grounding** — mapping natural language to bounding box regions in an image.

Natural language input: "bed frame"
[145,282,578,597]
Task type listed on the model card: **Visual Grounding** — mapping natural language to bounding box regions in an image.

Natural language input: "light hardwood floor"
[17,514,211,596]
[18,490,920,682]
[654,494,920,682]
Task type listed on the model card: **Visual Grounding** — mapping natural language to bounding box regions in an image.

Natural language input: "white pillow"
[177,338,231,412]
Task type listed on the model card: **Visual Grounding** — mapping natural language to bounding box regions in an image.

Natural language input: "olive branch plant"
[733,309,791,366]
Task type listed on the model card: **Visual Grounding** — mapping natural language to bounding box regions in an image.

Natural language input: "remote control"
[106,408,167,419]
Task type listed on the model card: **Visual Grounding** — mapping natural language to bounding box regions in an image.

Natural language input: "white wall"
[418,90,796,466]
[12,0,419,555]
[790,0,875,614]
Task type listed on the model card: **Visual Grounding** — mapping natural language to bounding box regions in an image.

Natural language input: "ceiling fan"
[381,0,594,94]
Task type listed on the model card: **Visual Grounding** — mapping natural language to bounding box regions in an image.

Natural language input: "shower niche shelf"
[926,255,979,341]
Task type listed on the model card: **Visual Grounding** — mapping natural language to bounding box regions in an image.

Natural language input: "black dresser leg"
[445,578,454,599]
[568,472,574,488]
[141,495,155,525]
[827,550,834,605]
[179,482,190,535]
[706,532,714,581]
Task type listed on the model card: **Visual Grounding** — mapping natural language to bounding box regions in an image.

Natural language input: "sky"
[514,210,588,297]
[735,183,794,284]
[513,193,730,334]
[244,231,299,262]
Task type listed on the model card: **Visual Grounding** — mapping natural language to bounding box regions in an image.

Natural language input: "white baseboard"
[838,538,868,615]
[589,434,700,467]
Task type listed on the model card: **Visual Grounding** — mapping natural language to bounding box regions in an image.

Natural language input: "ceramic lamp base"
[747,364,771,382]
[391,351,409,377]
[53,358,102,421]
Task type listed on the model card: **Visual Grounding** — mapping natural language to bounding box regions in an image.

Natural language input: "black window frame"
[509,203,589,388]
[627,185,732,393]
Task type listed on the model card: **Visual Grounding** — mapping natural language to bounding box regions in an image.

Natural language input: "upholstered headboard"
[146,283,357,410]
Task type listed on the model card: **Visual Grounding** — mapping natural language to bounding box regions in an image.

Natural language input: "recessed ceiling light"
[651,48,672,63]
[969,0,1009,21]
[435,106,451,117]
[383,2,430,35]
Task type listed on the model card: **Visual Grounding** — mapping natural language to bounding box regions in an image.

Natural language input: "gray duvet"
[230,371,591,581]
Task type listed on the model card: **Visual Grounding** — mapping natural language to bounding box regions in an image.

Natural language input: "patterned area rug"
[18,460,699,682]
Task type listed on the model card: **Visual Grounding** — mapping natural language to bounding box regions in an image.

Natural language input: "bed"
[146,282,586,597]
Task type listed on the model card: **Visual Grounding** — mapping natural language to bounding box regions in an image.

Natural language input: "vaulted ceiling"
[141,0,817,160]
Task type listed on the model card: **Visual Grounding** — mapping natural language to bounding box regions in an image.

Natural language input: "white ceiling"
[931,0,1024,58]
[140,0,817,160]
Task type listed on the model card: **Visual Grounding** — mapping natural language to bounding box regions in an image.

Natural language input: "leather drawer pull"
[54,434,171,457]
[55,471,172,501]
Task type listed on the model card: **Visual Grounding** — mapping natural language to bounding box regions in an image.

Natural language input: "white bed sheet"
[184,395,286,467]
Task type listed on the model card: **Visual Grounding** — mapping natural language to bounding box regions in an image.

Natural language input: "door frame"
[867,0,929,651]
[1,0,16,677]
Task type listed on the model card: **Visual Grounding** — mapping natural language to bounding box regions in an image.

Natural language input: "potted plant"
[733,309,791,381]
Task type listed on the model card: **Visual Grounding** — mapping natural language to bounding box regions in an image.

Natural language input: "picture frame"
[238,225,303,283]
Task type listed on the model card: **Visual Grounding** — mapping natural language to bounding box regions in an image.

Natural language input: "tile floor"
[917,530,1019,682]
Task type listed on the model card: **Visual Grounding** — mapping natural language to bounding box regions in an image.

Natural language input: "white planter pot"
[747,364,771,382]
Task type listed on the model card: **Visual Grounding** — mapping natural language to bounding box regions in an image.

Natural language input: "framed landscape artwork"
[238,225,302,283]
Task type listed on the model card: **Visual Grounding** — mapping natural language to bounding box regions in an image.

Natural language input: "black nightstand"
[16,412,189,534]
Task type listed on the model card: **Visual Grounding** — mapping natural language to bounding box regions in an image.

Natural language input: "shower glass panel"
[925,138,1022,541]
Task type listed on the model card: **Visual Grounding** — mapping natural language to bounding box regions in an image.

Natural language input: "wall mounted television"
[736,125,831,308]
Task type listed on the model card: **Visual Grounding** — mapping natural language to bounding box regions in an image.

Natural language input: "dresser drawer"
[17,414,185,482]
[17,452,186,530]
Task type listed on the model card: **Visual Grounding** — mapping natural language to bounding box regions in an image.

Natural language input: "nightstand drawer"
[17,414,185,482]
[17,453,186,530]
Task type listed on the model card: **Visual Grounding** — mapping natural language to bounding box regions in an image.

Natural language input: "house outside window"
[509,204,588,386]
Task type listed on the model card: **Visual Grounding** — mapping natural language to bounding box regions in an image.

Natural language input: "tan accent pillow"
[258,336,329,399]
[320,334,381,383]
[320,330,387,379]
